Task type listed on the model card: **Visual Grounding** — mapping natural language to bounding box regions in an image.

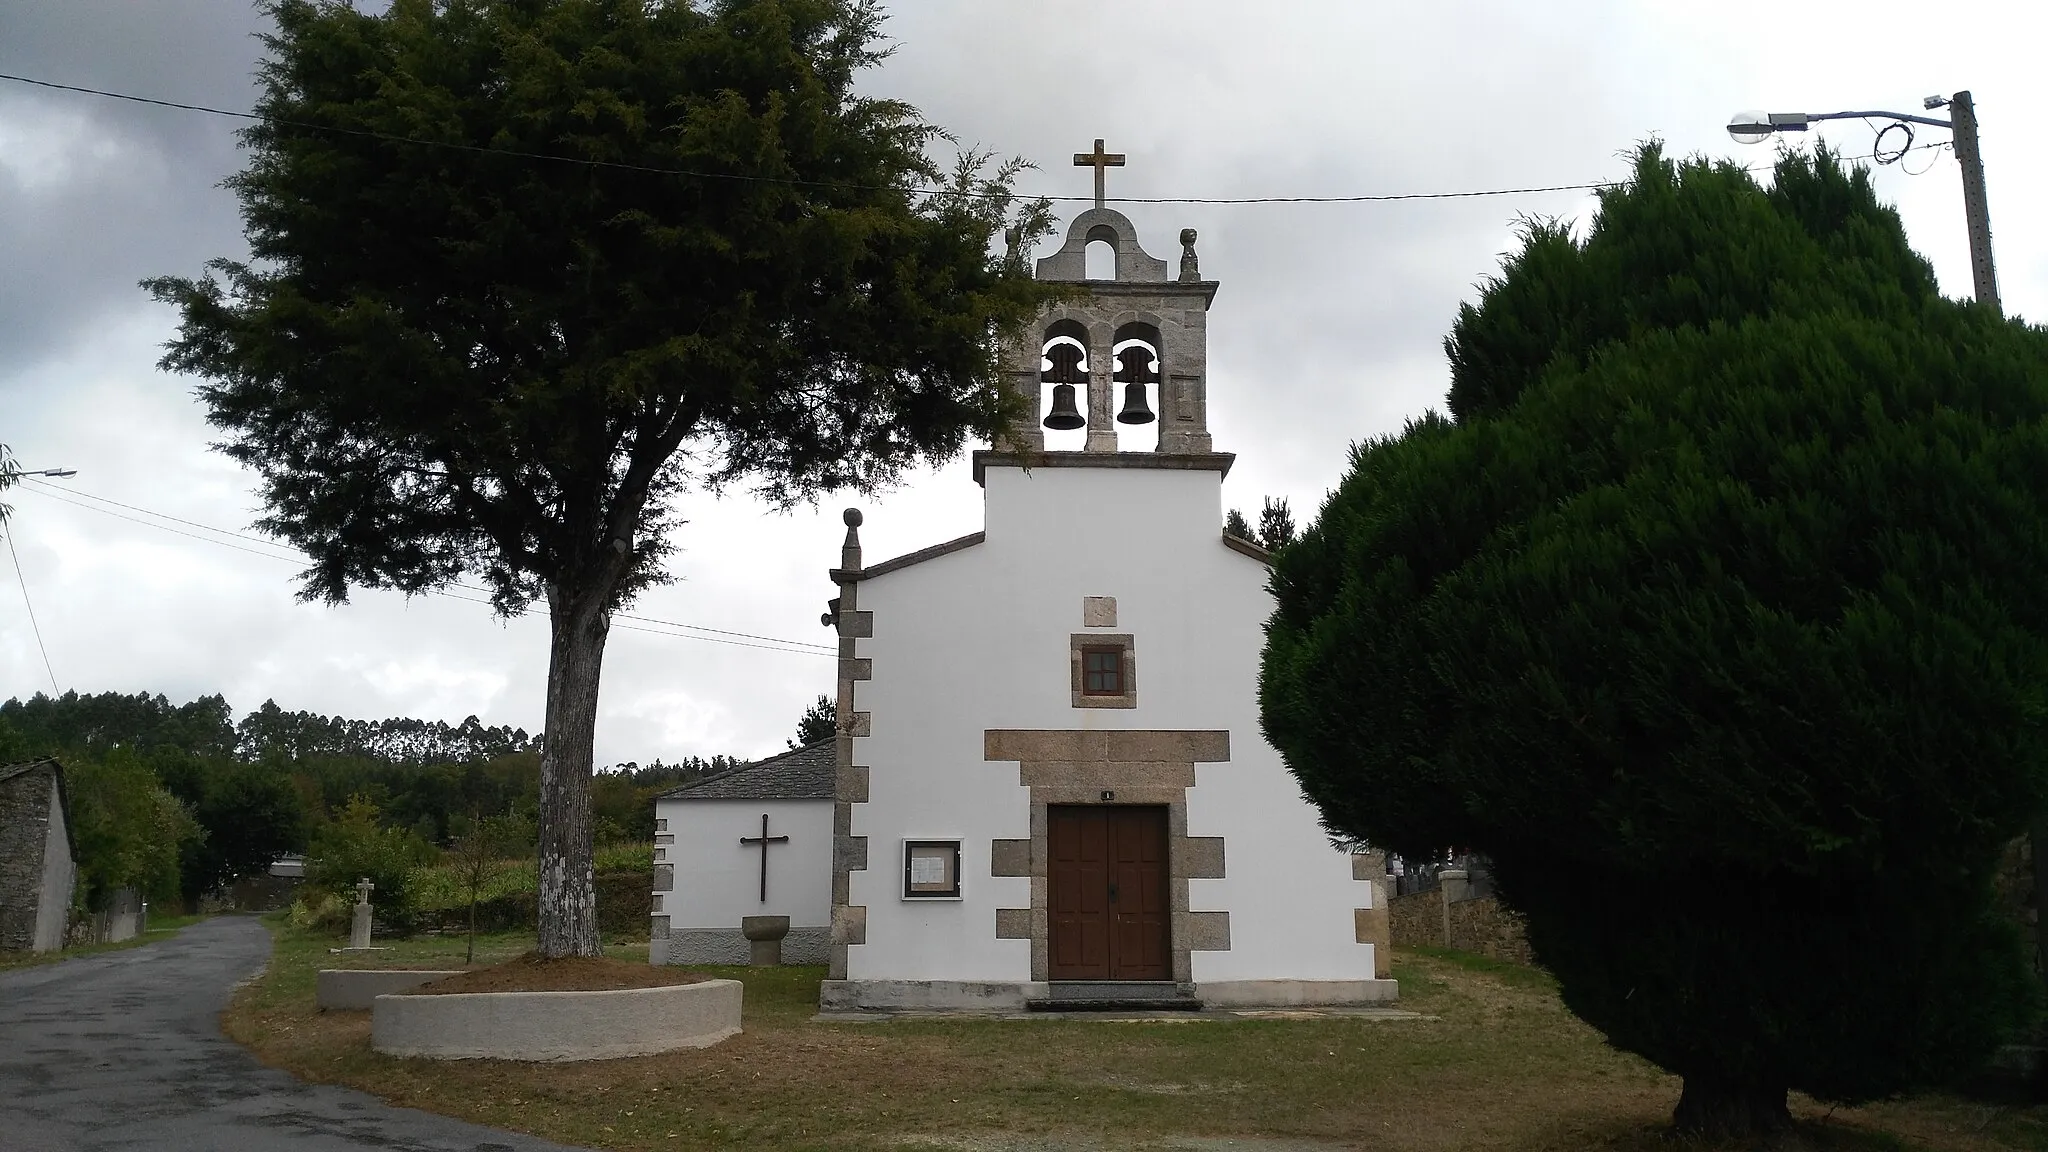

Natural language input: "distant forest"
[0,690,754,911]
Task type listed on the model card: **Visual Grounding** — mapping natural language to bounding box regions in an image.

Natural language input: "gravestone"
[350,877,374,949]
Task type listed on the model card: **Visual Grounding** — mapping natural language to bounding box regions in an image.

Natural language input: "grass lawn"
[225,921,2048,1152]
[0,912,212,973]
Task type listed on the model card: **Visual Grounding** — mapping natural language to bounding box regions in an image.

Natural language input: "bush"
[305,794,437,934]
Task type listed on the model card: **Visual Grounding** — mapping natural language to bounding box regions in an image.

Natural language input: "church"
[806,148,1396,1012]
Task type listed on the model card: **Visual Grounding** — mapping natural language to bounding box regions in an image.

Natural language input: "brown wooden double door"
[1047,805,1171,981]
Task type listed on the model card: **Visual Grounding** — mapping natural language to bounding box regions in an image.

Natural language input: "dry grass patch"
[225,921,2048,1152]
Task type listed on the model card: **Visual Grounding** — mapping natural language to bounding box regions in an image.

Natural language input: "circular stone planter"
[370,978,742,1061]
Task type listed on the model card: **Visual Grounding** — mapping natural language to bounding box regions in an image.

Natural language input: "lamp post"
[1727,91,1999,316]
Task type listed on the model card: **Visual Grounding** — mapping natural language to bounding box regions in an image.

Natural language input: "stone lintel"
[1018,761,1196,792]
[984,729,1229,764]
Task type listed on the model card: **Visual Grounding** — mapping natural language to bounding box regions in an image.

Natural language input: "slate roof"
[659,740,835,801]
[0,758,59,788]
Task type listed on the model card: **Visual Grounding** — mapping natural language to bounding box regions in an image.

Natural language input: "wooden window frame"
[1080,646,1124,696]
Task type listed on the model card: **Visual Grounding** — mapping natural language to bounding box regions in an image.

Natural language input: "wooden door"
[1047,806,1171,981]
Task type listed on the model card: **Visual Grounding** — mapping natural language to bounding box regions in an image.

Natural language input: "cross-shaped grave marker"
[739,813,790,903]
[354,877,375,906]
[1073,138,1126,209]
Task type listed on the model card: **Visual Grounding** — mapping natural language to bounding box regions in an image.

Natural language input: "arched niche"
[1038,318,1091,450]
[1110,320,1164,450]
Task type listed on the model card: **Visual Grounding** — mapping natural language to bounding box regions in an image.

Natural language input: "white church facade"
[811,198,1397,1012]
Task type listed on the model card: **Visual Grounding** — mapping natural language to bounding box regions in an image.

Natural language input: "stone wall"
[1388,889,1441,953]
[0,766,57,952]
[1389,882,1533,967]
[1446,895,1533,965]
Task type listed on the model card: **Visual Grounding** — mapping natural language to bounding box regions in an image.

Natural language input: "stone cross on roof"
[1073,138,1125,209]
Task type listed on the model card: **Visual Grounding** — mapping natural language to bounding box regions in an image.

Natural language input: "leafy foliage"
[144,0,1056,956]
[1225,496,1297,551]
[236,698,538,764]
[62,748,203,907]
[307,794,438,932]
[1261,146,2048,1126]
[790,694,835,749]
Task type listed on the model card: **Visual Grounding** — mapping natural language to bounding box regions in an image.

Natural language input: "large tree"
[148,0,1051,956]
[1261,146,2048,1137]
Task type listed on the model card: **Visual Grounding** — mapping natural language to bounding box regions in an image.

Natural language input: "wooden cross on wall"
[739,813,790,903]
[1074,138,1125,209]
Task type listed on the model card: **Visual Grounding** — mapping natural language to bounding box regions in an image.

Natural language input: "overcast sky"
[3,0,2044,766]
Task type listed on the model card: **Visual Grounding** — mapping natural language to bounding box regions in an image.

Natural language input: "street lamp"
[1727,91,1998,316]
[13,468,78,478]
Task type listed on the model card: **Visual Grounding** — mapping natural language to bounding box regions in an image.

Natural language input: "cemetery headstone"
[350,877,375,950]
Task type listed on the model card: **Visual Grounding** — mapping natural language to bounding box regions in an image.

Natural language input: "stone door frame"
[984,729,1232,984]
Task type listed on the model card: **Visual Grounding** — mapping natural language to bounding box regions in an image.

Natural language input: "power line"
[3,527,59,694]
[14,478,835,656]
[0,71,1617,206]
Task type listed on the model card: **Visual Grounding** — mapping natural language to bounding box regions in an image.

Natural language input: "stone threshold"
[813,1006,1430,1024]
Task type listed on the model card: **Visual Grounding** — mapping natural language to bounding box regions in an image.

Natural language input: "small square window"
[904,840,961,898]
[1071,633,1136,709]
[1082,647,1124,696]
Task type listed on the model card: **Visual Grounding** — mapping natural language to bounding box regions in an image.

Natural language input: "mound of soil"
[404,954,711,995]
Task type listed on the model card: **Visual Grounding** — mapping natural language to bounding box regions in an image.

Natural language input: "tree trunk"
[536,586,611,958]
[466,893,477,966]
[1673,1075,1791,1140]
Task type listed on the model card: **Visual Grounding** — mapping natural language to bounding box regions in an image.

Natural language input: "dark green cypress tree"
[1262,145,2048,1137]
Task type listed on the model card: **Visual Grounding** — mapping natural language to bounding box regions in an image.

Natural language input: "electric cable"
[13,478,836,657]
[0,71,1616,206]
[3,527,60,693]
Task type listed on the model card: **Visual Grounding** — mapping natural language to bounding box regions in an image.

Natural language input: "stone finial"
[1178,228,1200,282]
[840,508,863,573]
[1004,225,1021,266]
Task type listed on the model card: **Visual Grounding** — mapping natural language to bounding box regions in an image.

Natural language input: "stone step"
[1028,981,1202,1012]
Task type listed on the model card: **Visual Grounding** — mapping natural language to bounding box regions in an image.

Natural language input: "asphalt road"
[0,915,591,1152]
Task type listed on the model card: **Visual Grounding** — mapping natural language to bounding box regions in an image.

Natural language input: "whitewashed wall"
[35,784,73,953]
[848,463,1373,985]
[658,796,833,932]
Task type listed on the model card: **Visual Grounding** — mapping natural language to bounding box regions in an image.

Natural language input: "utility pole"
[1944,91,2000,316]
[1728,90,2002,316]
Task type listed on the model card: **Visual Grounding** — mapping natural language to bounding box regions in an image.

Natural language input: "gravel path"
[0,915,591,1152]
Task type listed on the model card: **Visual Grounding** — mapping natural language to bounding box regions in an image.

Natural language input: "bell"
[1116,382,1155,425]
[1043,383,1086,430]
[1113,346,1157,425]
[1041,342,1087,430]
